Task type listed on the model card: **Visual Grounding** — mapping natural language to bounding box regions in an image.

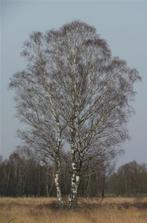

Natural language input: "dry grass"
[0,197,147,223]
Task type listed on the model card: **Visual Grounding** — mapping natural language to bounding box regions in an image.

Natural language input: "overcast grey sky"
[0,0,147,166]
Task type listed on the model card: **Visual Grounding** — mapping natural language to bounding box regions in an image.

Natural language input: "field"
[0,197,147,223]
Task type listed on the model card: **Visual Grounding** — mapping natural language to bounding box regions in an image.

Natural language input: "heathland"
[0,197,147,223]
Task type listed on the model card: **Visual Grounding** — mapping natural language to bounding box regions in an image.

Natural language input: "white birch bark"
[69,103,81,207]
[54,170,63,207]
[69,163,80,207]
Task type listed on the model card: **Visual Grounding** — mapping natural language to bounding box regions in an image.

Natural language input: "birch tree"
[49,21,140,207]
[9,31,67,206]
[10,21,140,208]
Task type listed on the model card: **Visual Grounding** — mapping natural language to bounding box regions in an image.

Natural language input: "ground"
[0,197,147,223]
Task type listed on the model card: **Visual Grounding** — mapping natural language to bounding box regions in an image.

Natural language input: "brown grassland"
[0,197,147,223]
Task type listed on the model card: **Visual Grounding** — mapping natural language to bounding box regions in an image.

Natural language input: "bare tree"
[10,21,140,208]
[9,31,67,206]
[49,21,140,207]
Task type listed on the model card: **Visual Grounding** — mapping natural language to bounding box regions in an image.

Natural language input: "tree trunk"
[68,147,80,208]
[54,173,63,207]
[69,170,80,208]
[69,102,80,208]
[54,160,63,208]
[101,174,105,199]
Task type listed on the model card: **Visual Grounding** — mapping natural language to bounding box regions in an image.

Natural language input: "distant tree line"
[0,149,147,197]
[0,148,111,197]
[108,160,147,196]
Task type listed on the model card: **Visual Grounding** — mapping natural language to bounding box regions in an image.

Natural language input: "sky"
[0,0,147,167]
